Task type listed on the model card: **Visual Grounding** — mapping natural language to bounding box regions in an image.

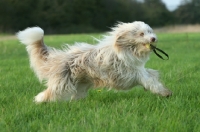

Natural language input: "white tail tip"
[17,27,44,45]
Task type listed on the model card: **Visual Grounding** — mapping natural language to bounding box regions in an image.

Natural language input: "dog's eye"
[140,33,144,36]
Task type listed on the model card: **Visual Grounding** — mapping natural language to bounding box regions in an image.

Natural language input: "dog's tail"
[17,27,44,46]
[17,27,49,81]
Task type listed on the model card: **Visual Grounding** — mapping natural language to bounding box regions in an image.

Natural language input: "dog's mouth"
[143,43,155,50]
[143,43,150,49]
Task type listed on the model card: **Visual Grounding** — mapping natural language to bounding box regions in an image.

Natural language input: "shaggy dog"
[17,21,172,103]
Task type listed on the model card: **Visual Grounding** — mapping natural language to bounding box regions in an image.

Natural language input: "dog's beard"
[116,41,152,59]
[131,44,151,58]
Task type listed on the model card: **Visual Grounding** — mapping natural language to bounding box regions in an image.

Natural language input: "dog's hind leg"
[34,88,55,103]
[34,86,77,103]
[34,87,76,103]
[34,83,90,103]
[34,73,77,103]
[71,83,91,100]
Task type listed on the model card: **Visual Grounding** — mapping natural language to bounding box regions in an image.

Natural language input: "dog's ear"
[114,31,128,53]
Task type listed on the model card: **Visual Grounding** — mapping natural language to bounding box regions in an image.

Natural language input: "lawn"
[0,32,200,132]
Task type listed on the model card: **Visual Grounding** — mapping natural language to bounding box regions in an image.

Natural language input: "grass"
[0,32,200,132]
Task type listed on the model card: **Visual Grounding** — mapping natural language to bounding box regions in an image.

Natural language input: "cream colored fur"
[17,21,172,103]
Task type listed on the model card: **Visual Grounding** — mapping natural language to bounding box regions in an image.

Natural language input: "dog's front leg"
[140,69,172,97]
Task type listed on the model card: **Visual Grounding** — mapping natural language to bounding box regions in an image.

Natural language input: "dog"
[17,21,172,103]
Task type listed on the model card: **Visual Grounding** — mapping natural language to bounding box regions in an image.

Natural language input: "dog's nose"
[151,37,156,42]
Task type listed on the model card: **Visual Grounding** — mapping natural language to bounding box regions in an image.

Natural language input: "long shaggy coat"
[17,21,172,103]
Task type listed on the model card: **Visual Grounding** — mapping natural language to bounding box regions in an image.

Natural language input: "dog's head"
[112,21,157,57]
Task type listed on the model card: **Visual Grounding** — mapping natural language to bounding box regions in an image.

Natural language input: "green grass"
[0,33,200,132]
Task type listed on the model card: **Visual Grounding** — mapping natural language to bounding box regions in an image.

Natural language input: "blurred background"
[0,0,199,34]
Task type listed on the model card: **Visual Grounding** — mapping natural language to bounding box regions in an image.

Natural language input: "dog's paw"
[34,92,45,103]
[159,88,172,97]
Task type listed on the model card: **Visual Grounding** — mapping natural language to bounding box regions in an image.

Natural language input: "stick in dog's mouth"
[145,43,151,49]
[150,44,169,60]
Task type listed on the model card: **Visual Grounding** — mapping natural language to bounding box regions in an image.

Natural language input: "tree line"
[0,0,199,34]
